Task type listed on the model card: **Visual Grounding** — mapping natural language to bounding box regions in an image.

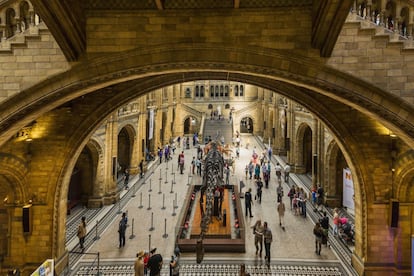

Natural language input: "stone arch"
[395,150,414,202]
[239,116,254,134]
[0,153,29,267]
[67,137,105,211]
[295,123,313,175]
[118,124,135,174]
[2,45,414,272]
[5,8,16,38]
[19,1,30,31]
[183,115,199,135]
[325,139,349,208]
[0,153,29,204]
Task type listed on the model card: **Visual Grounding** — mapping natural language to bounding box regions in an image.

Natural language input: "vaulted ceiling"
[30,0,353,61]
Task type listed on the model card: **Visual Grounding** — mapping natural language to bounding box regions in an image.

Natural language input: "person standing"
[77,216,87,251]
[313,222,323,255]
[178,151,185,174]
[245,188,254,217]
[252,220,264,257]
[134,251,145,276]
[316,184,324,211]
[277,200,286,230]
[118,212,127,248]
[287,186,296,210]
[263,221,273,265]
[191,156,196,175]
[139,160,144,178]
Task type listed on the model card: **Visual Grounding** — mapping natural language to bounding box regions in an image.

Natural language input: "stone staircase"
[202,118,233,146]
[0,22,47,54]
[346,12,414,52]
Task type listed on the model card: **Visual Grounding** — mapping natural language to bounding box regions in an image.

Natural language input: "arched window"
[195,86,200,97]
[240,85,244,96]
[215,86,219,97]
[235,86,239,97]
[225,85,229,97]
[220,85,224,97]
[200,86,205,97]
[210,86,214,97]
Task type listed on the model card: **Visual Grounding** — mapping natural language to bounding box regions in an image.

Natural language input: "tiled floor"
[67,134,353,275]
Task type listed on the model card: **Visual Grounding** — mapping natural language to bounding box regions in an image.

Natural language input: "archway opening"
[118,127,133,176]
[184,117,198,135]
[302,126,312,175]
[240,117,253,133]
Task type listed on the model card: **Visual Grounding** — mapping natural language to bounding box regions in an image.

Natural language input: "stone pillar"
[129,117,140,175]
[103,114,119,205]
[311,118,318,188]
[286,99,294,165]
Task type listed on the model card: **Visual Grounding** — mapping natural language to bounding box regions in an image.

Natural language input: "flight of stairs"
[202,118,233,146]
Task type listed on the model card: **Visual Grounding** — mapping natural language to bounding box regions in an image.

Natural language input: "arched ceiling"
[30,0,353,60]
[1,45,413,149]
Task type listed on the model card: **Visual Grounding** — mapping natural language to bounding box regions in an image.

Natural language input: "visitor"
[277,200,286,231]
[252,220,263,257]
[147,248,163,276]
[263,222,273,265]
[134,250,145,276]
[313,222,323,255]
[244,188,253,217]
[118,212,127,248]
[77,216,86,251]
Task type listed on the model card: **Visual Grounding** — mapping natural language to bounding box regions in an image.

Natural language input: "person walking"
[124,168,130,190]
[263,221,273,265]
[77,216,87,251]
[118,212,127,248]
[277,200,286,230]
[333,208,340,236]
[275,163,282,182]
[284,163,291,183]
[252,220,264,257]
[134,250,145,276]
[255,178,263,203]
[244,188,254,217]
[313,222,323,255]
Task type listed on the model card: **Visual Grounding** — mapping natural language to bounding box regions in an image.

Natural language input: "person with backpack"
[319,211,329,247]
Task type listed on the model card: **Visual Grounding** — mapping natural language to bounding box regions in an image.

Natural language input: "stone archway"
[1,46,414,274]
[0,153,29,269]
[118,125,135,175]
[295,123,313,175]
[183,116,198,135]
[240,117,253,133]
[325,140,349,208]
